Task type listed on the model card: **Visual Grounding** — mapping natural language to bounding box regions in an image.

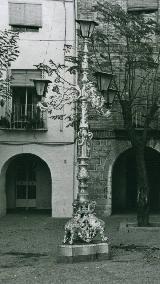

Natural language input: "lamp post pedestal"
[57,242,110,263]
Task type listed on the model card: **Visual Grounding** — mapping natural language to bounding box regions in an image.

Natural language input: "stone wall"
[87,133,132,216]
[78,0,160,216]
[88,139,113,216]
[88,134,160,216]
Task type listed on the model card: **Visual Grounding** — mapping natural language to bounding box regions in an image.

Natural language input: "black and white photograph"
[0,0,160,283]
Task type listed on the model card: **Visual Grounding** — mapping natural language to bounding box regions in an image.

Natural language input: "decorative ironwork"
[63,200,108,245]
[11,103,47,129]
[63,20,108,245]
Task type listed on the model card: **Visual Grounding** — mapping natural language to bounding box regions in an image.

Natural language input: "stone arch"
[0,152,52,216]
[102,142,131,216]
[112,146,160,213]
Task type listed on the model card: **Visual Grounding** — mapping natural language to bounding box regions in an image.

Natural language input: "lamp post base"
[57,242,111,263]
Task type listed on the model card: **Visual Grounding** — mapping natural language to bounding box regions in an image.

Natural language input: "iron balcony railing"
[0,104,47,130]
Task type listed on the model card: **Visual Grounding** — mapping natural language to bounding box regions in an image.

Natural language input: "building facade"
[0,0,76,218]
[77,0,160,216]
[1,0,160,219]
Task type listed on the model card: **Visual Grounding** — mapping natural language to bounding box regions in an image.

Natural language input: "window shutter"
[11,70,42,87]
[24,4,42,27]
[127,0,158,13]
[9,3,42,27]
[9,3,25,26]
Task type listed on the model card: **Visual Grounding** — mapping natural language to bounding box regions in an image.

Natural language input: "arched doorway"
[6,154,52,213]
[112,147,160,213]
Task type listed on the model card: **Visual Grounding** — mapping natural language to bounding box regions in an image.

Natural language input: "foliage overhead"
[91,1,160,142]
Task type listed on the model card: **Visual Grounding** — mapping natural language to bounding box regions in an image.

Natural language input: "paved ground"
[0,212,160,283]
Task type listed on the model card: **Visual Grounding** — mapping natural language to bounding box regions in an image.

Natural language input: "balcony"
[0,104,47,130]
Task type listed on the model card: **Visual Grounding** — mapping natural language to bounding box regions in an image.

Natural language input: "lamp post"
[62,19,113,246]
[76,19,98,204]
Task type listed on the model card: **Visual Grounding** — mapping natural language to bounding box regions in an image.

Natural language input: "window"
[9,70,47,130]
[0,70,48,130]
[9,2,42,30]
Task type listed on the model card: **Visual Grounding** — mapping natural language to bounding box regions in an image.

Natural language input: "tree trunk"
[135,145,150,226]
[121,100,150,226]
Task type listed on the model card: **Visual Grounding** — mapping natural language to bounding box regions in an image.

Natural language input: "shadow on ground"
[0,213,160,283]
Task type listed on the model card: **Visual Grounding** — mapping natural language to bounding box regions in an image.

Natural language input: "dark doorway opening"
[6,154,52,214]
[112,147,160,213]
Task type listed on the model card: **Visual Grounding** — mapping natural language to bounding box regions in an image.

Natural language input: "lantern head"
[76,19,98,38]
[94,71,113,92]
[31,78,51,96]
[95,71,117,107]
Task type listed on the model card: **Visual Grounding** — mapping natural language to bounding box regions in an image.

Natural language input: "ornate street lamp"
[76,19,98,38]
[62,19,109,252]
[95,71,115,107]
[31,78,51,97]
[75,19,99,204]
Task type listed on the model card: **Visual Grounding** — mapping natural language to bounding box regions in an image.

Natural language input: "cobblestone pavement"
[0,212,160,283]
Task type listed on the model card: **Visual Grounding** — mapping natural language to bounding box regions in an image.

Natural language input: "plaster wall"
[0,0,76,217]
[0,143,74,217]
[0,0,75,65]
[0,0,75,143]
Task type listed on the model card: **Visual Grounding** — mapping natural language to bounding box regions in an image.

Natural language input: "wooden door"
[15,160,36,208]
